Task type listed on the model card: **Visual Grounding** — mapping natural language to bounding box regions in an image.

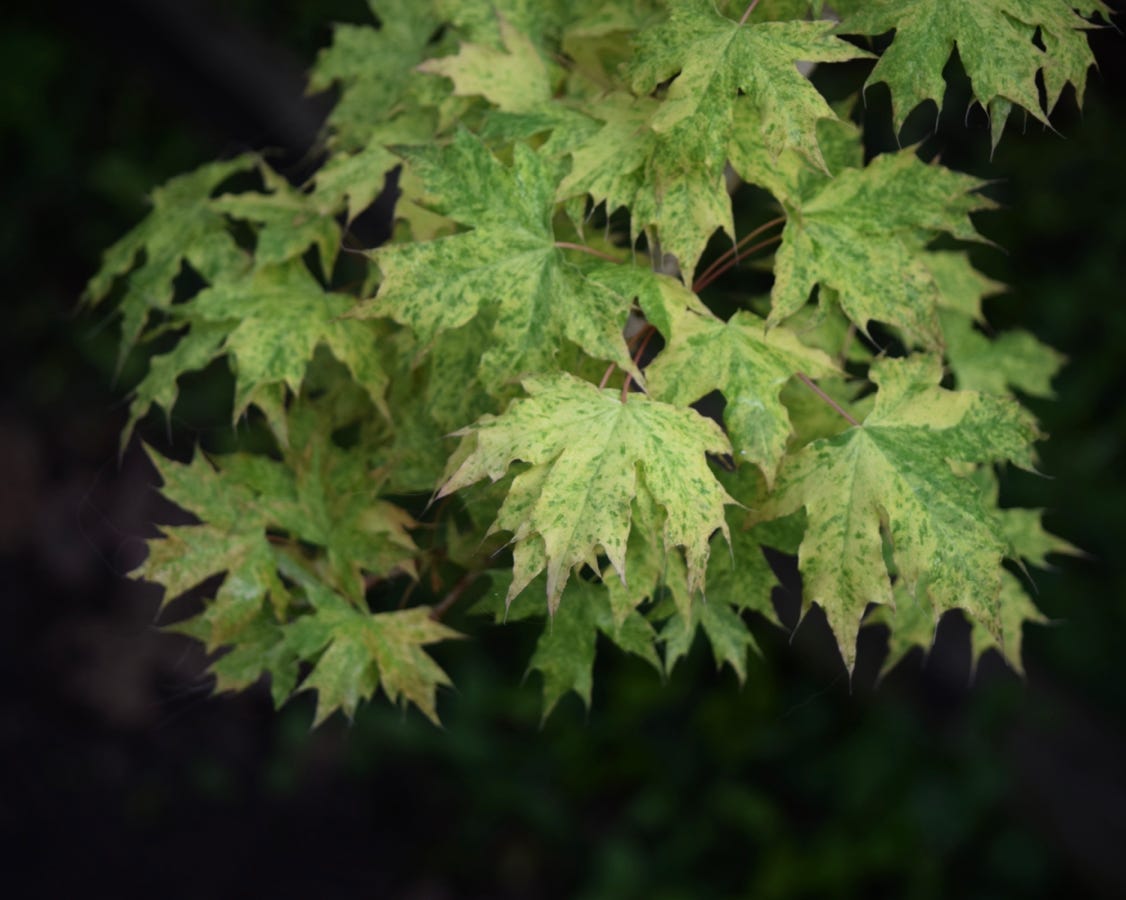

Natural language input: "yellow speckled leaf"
[758,355,1041,670]
[439,373,736,612]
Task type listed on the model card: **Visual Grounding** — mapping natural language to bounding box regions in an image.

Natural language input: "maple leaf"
[481,574,660,717]
[359,130,659,386]
[212,163,340,277]
[200,613,300,707]
[926,249,1006,321]
[870,569,1047,680]
[283,577,458,726]
[967,570,1050,676]
[122,322,229,446]
[970,465,1081,569]
[756,355,1040,670]
[435,0,569,48]
[418,14,554,114]
[627,0,870,170]
[419,12,598,160]
[736,127,991,348]
[184,261,389,420]
[140,427,428,716]
[559,0,661,88]
[835,0,1101,145]
[137,451,292,653]
[313,139,400,224]
[646,308,836,484]
[439,373,736,612]
[922,243,1066,400]
[556,92,733,280]
[966,453,1082,680]
[308,0,447,150]
[867,461,1077,677]
[139,403,419,638]
[662,596,760,680]
[84,156,254,354]
[941,311,1065,399]
[140,523,283,649]
[657,469,805,679]
[861,580,937,679]
[660,518,788,681]
[377,320,503,493]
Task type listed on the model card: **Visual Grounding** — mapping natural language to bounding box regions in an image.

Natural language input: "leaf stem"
[738,0,761,26]
[693,232,782,293]
[796,371,860,427]
[430,572,479,621]
[693,216,785,291]
[554,241,622,263]
[600,320,652,390]
[598,362,617,390]
[620,326,657,402]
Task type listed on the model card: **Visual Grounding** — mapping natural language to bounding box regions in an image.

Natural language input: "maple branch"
[693,233,782,293]
[620,325,657,402]
[554,241,622,263]
[797,371,860,427]
[738,0,762,26]
[430,572,479,621]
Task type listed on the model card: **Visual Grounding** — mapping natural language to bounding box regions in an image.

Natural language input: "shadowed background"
[2,2,1125,897]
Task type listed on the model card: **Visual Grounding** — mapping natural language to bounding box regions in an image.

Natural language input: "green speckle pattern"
[440,373,735,612]
[758,355,1041,670]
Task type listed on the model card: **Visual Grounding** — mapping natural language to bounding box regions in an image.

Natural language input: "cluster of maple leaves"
[87,0,1098,723]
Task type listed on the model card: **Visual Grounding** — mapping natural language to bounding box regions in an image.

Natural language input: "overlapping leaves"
[647,308,836,484]
[731,110,991,348]
[628,0,870,169]
[122,260,389,445]
[439,373,736,612]
[834,0,1103,144]
[756,355,1040,669]
[91,0,1083,726]
[139,403,456,723]
[361,130,665,387]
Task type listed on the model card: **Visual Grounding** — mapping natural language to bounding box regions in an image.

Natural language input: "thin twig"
[739,0,762,26]
[620,326,657,402]
[693,234,781,293]
[692,216,785,292]
[601,318,653,390]
[430,572,479,621]
[598,362,617,390]
[796,371,860,427]
[554,241,622,263]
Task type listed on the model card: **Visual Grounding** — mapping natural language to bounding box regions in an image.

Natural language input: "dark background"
[3,2,1125,897]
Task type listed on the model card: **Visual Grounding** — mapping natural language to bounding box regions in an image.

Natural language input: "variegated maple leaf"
[756,355,1041,670]
[438,373,737,612]
[834,0,1103,145]
[360,130,666,388]
[731,107,992,349]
